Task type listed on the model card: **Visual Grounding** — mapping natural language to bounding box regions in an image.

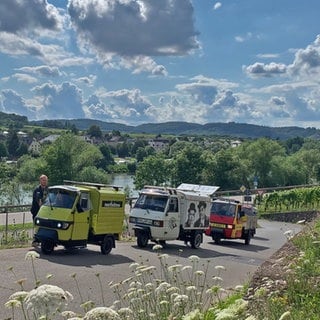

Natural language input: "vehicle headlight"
[57,222,70,229]
[35,219,40,225]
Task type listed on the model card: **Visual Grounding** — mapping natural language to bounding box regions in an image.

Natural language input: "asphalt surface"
[0,219,302,319]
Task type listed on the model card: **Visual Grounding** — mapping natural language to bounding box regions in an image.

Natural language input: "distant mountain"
[30,118,320,140]
[1,111,319,140]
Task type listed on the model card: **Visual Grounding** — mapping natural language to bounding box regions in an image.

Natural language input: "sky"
[0,0,320,128]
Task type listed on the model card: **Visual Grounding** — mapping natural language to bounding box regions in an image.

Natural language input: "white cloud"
[0,0,63,34]
[213,2,222,10]
[244,62,287,78]
[31,82,85,119]
[1,89,35,118]
[67,0,199,73]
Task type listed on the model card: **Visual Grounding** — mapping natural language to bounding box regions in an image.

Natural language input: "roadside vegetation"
[3,218,319,320]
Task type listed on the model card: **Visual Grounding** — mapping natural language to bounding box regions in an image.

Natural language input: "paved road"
[0,219,302,319]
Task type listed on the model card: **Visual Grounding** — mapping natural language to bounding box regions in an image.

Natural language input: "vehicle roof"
[49,185,80,192]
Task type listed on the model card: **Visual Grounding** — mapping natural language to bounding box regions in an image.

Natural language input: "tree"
[209,148,249,190]
[134,155,169,189]
[16,155,47,184]
[170,145,206,186]
[117,142,130,158]
[42,133,104,184]
[6,130,20,157]
[98,144,115,168]
[0,142,8,158]
[136,147,148,162]
[87,125,102,138]
[237,138,286,188]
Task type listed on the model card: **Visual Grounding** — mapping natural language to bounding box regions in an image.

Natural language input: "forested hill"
[31,118,320,140]
[1,110,320,140]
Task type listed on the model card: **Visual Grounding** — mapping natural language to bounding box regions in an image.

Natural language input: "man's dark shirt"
[31,185,48,219]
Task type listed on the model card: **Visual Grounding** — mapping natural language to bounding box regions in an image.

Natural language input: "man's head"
[198,202,207,215]
[39,174,48,188]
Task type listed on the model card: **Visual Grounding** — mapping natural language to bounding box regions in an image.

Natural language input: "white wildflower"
[182,308,203,320]
[186,286,197,292]
[234,285,244,291]
[194,270,205,276]
[284,230,294,239]
[61,310,78,318]
[25,251,40,260]
[140,266,156,273]
[188,255,200,262]
[84,307,120,319]
[152,244,163,251]
[5,299,21,308]
[129,262,140,270]
[158,253,169,260]
[279,311,291,320]
[173,294,189,305]
[155,281,171,295]
[118,307,133,316]
[145,282,154,290]
[214,265,226,271]
[168,264,183,272]
[25,284,73,317]
[182,265,192,271]
[9,291,28,302]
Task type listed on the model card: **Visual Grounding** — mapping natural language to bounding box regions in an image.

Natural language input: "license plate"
[211,223,225,228]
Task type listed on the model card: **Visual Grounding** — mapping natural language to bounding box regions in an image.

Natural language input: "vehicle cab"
[205,198,257,245]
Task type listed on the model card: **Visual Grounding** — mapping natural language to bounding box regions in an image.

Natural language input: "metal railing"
[0,204,32,244]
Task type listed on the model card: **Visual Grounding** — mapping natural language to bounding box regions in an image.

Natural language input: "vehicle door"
[163,196,180,239]
[71,192,90,240]
[233,204,244,238]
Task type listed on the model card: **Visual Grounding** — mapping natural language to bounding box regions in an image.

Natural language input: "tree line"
[1,127,320,204]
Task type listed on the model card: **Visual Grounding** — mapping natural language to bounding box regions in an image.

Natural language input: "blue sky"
[0,0,320,128]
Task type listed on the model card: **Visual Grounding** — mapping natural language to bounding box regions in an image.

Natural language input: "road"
[0,219,302,319]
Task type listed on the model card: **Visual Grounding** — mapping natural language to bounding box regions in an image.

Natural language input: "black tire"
[244,232,251,245]
[190,231,202,249]
[158,240,166,248]
[101,236,113,255]
[137,231,149,248]
[213,234,221,245]
[41,239,55,255]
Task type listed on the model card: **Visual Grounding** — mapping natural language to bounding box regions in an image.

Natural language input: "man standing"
[31,174,48,247]
[31,174,48,220]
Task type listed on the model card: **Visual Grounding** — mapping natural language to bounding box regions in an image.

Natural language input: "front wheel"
[137,231,149,248]
[41,239,55,255]
[101,236,114,255]
[244,232,251,245]
[190,231,202,249]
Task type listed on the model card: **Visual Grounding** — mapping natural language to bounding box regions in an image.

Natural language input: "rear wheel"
[190,231,202,249]
[244,232,251,245]
[101,236,113,255]
[137,231,149,248]
[213,234,221,245]
[41,239,55,255]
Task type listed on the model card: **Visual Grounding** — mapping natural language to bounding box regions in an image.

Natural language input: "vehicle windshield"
[211,202,236,217]
[44,189,77,209]
[134,194,168,212]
